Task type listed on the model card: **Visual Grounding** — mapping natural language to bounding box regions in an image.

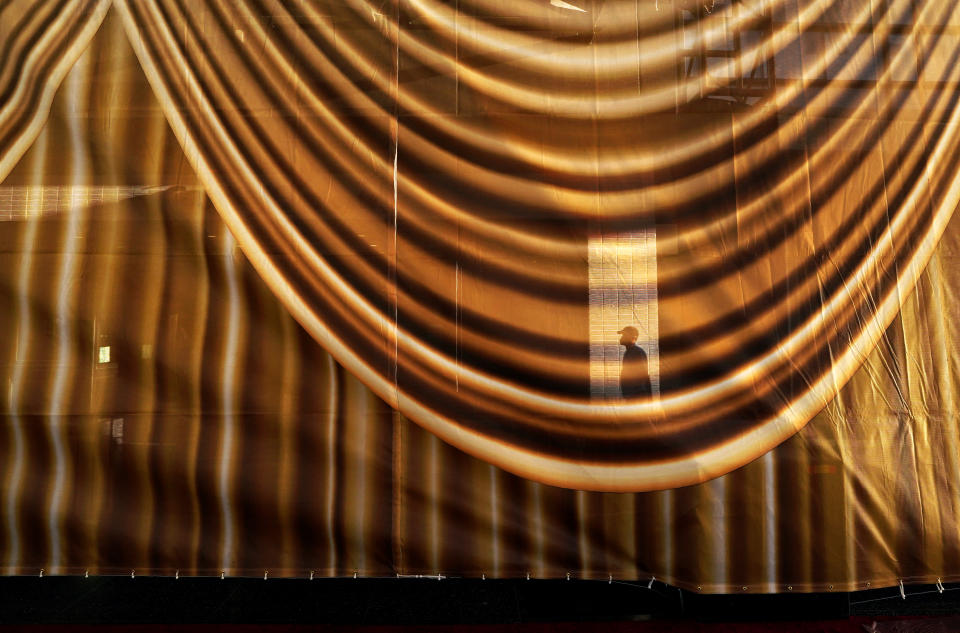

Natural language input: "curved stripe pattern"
[2,14,960,588]
[97,0,960,490]
[0,0,109,182]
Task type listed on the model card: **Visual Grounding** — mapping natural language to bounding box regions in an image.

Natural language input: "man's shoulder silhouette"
[621,344,651,398]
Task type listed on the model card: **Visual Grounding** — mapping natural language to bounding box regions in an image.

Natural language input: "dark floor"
[0,577,957,628]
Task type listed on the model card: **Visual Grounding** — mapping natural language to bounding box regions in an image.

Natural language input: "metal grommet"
[787,585,793,591]
[741,586,747,591]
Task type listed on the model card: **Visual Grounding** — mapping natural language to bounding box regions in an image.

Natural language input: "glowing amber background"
[2,0,960,591]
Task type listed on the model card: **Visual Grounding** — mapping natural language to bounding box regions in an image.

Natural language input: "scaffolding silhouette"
[674,0,776,109]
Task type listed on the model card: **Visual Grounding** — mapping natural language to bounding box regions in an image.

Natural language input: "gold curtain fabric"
[100,0,960,490]
[2,1,960,592]
[0,0,109,179]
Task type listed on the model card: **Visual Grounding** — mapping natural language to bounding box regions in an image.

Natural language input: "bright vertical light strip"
[218,231,241,574]
[325,355,338,573]
[48,53,92,573]
[588,230,659,400]
[390,0,400,405]
[5,133,49,573]
[763,452,777,591]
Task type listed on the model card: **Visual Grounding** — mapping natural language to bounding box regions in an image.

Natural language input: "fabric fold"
[99,0,960,490]
[0,0,110,182]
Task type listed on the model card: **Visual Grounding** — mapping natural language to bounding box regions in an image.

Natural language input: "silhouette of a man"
[618,326,651,399]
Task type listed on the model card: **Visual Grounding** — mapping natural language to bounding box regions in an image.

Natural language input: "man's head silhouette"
[618,326,639,347]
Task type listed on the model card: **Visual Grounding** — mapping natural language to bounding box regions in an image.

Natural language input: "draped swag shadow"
[2,1,960,591]
[105,0,960,490]
[3,2,960,480]
[4,0,960,490]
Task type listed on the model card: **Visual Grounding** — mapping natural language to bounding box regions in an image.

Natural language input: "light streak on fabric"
[0,186,176,220]
[325,354,339,574]
[763,452,777,592]
[218,231,241,574]
[47,50,94,573]
[4,130,49,572]
[3,0,960,595]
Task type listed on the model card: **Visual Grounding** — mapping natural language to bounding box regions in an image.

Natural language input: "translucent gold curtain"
[0,0,109,179]
[2,6,960,591]
[95,0,960,490]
